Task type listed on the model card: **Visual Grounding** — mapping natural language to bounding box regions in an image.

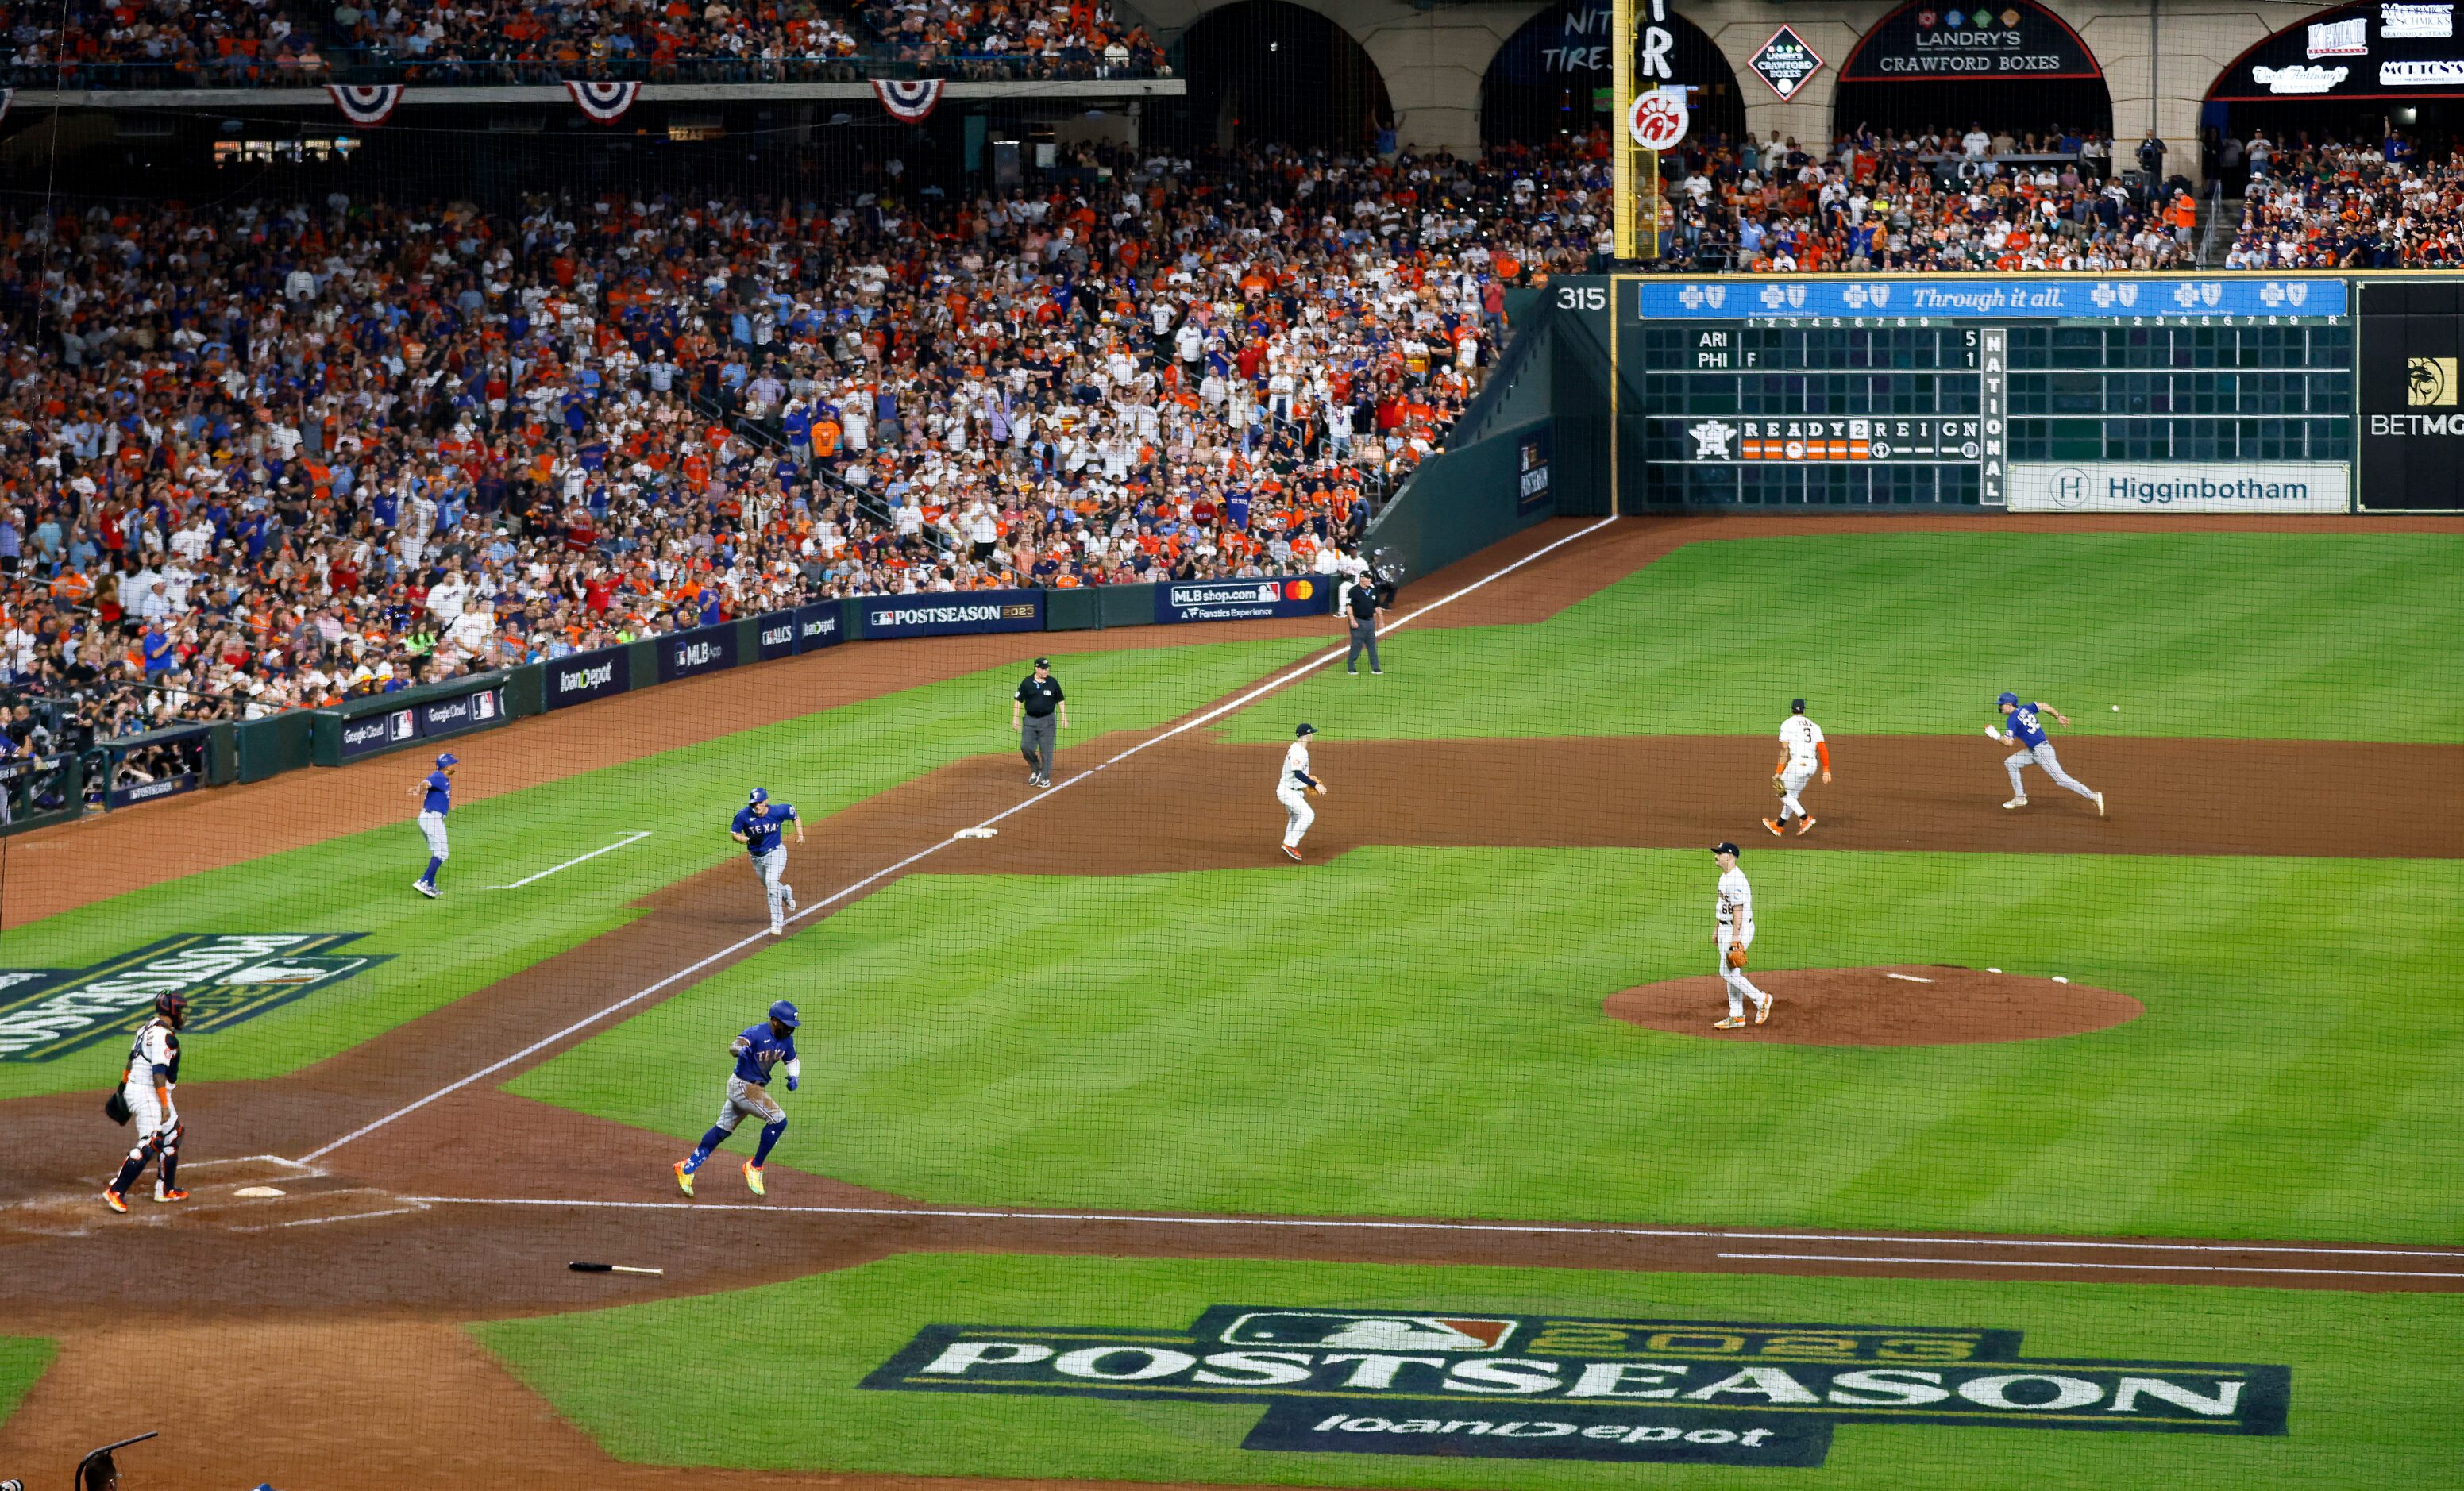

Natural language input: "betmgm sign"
[865,1304,2287,1468]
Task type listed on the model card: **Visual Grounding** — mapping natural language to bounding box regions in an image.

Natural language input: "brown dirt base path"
[1607,966,2145,1045]
[5,514,2464,1490]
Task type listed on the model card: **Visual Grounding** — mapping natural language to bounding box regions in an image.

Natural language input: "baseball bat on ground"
[568,1261,665,1275]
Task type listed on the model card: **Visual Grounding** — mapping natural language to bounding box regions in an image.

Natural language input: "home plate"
[235,1185,287,1197]
[953,827,997,839]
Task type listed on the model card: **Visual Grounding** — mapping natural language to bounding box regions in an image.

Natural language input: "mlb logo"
[1218,1311,1517,1352]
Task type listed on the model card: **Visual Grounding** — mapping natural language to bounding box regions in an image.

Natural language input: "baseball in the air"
[2111,705,2119,711]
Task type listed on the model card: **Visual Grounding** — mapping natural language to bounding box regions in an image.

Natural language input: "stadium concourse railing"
[0,576,1337,837]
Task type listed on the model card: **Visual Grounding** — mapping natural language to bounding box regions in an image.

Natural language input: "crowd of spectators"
[2219,130,2464,269]
[0,138,1591,747]
[2,0,1155,84]
[1654,123,2204,273]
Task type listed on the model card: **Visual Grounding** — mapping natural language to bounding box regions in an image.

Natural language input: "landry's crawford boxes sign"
[863,1304,2288,1468]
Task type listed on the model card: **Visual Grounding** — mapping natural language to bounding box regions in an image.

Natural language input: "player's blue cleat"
[673,1160,694,1197]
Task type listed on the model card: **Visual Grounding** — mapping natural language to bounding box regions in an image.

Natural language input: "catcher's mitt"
[1725,943,1749,969]
[1771,773,1787,797]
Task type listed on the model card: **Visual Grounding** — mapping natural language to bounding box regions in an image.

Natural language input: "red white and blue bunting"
[871,78,944,124]
[326,83,403,126]
[566,79,642,125]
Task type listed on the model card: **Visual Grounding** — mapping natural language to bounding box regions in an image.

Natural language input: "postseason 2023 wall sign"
[1837,1,2101,82]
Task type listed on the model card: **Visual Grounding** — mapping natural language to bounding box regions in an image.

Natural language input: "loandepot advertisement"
[2010,462,2350,513]
[863,1304,2287,1468]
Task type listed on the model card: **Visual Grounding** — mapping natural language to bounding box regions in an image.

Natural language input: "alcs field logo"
[0,934,389,1061]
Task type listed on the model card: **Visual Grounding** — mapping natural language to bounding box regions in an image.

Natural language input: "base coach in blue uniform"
[1014,656,1067,788]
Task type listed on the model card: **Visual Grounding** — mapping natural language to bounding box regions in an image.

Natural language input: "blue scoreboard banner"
[1635,278,2347,321]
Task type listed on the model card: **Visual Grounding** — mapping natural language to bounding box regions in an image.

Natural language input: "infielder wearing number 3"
[1764,698,1831,838]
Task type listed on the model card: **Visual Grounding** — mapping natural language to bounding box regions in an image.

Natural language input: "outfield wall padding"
[235,711,314,783]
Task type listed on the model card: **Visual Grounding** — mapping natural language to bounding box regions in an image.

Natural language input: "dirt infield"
[1606,966,2145,1046]
[6,513,2463,1491]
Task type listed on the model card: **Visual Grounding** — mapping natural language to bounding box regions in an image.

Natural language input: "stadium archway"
[2204,2,2464,160]
[1174,0,1392,152]
[1830,1,2111,148]
[1480,1,1744,150]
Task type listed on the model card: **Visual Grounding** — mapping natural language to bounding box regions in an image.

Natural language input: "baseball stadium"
[3,2,2463,1487]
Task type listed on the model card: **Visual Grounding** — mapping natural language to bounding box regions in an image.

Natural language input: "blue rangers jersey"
[731,802,798,854]
[421,772,453,815]
[2003,703,2052,750]
[732,1022,797,1085]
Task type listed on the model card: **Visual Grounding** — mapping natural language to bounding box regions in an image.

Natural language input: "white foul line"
[391,1195,2464,1266]
[299,517,1621,1165]
[1718,1253,2463,1281]
[488,831,653,889]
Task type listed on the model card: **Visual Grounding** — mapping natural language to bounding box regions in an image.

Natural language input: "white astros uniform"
[121,1019,178,1138]
[1717,866,1769,1018]
[1278,739,1316,848]
[1778,714,1825,820]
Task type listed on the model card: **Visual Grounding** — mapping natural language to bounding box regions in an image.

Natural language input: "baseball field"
[1,513,2458,1489]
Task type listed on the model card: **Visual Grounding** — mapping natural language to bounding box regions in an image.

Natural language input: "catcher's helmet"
[768,999,800,1030]
[155,992,189,1027]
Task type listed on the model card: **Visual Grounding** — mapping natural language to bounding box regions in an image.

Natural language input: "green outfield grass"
[511,846,2464,1243]
[0,638,1317,1101]
[0,1336,51,1427]
[1223,533,2464,743]
[471,1252,2464,1489]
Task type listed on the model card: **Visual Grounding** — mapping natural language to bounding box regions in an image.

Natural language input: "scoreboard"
[1614,278,2355,510]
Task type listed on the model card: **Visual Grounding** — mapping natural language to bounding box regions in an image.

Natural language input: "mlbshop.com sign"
[1155,577,1331,624]
[863,1304,2288,1468]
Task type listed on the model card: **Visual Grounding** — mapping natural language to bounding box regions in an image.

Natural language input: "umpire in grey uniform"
[1340,563,1387,676]
[1013,656,1067,787]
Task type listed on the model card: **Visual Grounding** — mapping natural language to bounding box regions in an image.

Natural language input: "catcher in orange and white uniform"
[1763,698,1831,838]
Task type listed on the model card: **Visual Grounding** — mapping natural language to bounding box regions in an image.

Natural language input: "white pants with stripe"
[1277,784,1314,848]
[2004,744,2096,802]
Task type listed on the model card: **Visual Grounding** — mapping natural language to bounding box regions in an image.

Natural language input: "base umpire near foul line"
[1339,555,1389,676]
[1014,656,1067,788]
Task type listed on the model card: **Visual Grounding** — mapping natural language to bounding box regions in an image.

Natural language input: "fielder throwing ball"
[1711,842,1772,1028]
[731,787,805,935]
[104,992,189,1212]
[410,752,457,898]
[674,999,800,1198]
[1764,697,1831,838]
[1278,722,1325,861]
[1988,691,2105,816]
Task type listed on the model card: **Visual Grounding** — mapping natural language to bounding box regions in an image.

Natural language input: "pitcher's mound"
[1605,965,2142,1046]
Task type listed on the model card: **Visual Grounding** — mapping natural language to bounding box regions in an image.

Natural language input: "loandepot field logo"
[863,1306,2289,1467]
[0,934,388,1061]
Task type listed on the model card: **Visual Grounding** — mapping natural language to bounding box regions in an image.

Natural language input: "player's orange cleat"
[742,1162,765,1197]
[103,1189,128,1214]
[1762,818,1783,837]
[153,1185,188,1202]
[673,1160,695,1197]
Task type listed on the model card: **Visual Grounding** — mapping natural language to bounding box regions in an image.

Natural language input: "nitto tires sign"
[863,1304,2288,1469]
[864,590,1044,638]
[1155,577,1331,625]
[546,645,631,709]
[2011,463,2350,513]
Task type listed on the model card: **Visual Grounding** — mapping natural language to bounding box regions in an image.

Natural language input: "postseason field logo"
[0,934,389,1061]
[863,1305,2288,1467]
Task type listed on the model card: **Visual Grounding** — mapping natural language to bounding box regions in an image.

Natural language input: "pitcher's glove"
[1726,943,1749,969]
[1771,773,1787,797]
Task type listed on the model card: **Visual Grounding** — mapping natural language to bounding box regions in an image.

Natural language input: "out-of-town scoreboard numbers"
[1621,278,2354,508]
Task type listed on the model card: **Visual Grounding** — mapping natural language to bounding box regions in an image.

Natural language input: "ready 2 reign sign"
[864,1305,2288,1466]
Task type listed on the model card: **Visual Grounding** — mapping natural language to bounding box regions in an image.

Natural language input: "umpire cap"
[768,999,800,1029]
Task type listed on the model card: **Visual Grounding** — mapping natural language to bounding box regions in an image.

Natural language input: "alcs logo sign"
[0,934,388,1061]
